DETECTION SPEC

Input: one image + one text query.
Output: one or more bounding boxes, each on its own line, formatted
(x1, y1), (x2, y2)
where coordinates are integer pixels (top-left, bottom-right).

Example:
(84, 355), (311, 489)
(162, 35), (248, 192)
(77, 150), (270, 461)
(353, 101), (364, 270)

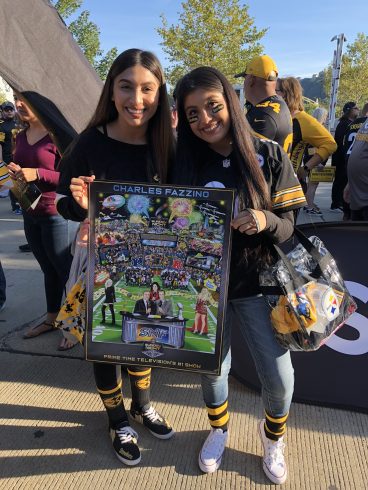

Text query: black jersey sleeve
(253, 139), (306, 244)
(246, 106), (278, 141)
(256, 139), (306, 213)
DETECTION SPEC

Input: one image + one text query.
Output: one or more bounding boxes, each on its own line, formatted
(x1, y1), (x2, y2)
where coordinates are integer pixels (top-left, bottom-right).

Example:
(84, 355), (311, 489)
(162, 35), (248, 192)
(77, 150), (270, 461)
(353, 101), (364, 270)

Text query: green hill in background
(300, 71), (327, 102)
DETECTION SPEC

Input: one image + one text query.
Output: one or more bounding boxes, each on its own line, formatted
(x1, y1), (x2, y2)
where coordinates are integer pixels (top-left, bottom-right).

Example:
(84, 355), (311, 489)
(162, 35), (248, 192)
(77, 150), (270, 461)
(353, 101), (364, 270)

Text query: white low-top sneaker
(259, 419), (287, 484)
(198, 428), (228, 473)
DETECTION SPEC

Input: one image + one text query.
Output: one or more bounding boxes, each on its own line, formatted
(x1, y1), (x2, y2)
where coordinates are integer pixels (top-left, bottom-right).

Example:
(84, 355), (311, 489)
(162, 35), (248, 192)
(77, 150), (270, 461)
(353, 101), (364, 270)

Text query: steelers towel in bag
(260, 228), (357, 351)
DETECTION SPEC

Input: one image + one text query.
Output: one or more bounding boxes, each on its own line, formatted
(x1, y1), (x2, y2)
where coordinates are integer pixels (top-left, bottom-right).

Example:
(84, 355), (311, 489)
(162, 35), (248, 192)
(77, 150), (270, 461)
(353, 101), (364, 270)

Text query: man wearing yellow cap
(235, 55), (293, 155)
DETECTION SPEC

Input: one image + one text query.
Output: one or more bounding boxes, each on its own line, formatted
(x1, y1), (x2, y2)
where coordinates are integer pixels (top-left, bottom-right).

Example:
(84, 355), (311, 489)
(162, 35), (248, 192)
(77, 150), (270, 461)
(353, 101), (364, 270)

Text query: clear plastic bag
(260, 232), (357, 351)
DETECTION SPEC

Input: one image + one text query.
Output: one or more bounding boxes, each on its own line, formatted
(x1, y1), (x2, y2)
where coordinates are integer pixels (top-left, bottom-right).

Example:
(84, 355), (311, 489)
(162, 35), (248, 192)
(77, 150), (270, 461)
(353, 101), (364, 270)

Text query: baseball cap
(343, 101), (358, 114)
(234, 55), (278, 81)
(2, 101), (15, 110)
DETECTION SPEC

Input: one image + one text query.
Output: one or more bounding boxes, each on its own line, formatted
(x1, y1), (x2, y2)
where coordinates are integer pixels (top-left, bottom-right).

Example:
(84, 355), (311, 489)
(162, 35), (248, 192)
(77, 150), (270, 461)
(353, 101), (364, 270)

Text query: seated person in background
(156, 290), (173, 317)
(134, 291), (157, 315)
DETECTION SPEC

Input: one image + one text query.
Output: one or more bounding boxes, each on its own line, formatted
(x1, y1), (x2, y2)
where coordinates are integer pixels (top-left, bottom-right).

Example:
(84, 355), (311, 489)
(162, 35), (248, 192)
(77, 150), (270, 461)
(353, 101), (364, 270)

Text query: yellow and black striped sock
(264, 412), (288, 441)
(97, 380), (128, 429)
(128, 367), (152, 412)
(206, 400), (229, 432)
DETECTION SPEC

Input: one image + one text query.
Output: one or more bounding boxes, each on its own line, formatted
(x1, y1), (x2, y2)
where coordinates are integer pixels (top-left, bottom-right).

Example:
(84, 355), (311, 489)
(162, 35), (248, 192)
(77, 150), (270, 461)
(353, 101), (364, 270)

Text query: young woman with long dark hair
(8, 95), (78, 347)
(173, 67), (306, 484)
(56, 49), (175, 466)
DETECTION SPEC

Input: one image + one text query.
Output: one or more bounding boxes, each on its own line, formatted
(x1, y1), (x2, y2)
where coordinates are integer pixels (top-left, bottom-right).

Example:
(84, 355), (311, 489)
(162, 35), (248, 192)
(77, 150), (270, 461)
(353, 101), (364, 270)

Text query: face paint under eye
(188, 115), (199, 124)
(211, 103), (224, 114)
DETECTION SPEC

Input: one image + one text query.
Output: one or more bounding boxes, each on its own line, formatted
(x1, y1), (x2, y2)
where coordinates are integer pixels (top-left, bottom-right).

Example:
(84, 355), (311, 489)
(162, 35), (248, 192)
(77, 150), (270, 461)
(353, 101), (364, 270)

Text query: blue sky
(78, 0), (367, 78)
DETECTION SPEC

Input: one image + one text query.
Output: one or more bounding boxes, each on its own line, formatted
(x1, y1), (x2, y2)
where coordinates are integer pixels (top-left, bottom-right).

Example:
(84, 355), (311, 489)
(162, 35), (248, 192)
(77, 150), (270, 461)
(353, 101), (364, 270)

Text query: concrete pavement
(0, 186), (367, 490)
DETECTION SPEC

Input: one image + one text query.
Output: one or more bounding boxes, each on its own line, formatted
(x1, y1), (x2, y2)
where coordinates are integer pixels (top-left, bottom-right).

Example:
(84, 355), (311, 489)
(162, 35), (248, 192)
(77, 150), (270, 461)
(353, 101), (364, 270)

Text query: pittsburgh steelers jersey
(343, 116), (367, 162)
(0, 119), (20, 163)
(246, 95), (293, 155)
(195, 138), (306, 298)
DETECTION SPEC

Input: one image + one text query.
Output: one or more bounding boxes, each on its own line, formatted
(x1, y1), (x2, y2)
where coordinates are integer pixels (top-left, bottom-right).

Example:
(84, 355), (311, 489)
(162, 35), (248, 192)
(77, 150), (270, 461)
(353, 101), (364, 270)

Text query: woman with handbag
(172, 67), (306, 484)
(7, 94), (78, 346)
(56, 49), (175, 466)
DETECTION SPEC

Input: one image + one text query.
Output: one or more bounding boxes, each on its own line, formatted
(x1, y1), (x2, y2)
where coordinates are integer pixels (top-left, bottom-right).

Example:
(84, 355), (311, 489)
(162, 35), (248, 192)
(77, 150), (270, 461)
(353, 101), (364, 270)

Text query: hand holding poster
(86, 181), (234, 374)
(0, 162), (41, 210)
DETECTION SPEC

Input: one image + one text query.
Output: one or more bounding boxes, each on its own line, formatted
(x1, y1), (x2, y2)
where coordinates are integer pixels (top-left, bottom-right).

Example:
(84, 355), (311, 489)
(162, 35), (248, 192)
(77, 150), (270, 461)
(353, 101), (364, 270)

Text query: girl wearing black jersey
(173, 67), (305, 484)
(57, 49), (175, 466)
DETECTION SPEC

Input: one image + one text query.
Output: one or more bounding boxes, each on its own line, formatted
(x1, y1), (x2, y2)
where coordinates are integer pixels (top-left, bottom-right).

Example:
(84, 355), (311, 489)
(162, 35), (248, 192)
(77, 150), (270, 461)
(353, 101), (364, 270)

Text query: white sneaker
(198, 428), (228, 473)
(259, 419), (287, 484)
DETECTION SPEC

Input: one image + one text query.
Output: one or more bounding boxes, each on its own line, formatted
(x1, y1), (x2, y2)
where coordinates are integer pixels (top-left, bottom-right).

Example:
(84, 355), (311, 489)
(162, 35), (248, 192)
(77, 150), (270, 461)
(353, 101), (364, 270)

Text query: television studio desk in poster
(86, 181), (234, 374)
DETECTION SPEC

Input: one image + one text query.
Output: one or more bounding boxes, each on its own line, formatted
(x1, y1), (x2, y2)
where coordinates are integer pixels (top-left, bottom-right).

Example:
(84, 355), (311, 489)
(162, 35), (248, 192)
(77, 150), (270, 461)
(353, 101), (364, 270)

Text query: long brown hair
(87, 49), (175, 183)
(277, 77), (304, 113)
(173, 66), (270, 210)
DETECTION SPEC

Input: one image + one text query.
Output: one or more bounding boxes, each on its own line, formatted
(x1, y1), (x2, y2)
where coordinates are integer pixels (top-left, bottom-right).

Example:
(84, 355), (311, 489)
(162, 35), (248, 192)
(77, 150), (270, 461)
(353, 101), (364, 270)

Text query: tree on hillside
(324, 33), (368, 114)
(52, 0), (117, 79)
(157, 0), (266, 88)
(300, 71), (326, 102)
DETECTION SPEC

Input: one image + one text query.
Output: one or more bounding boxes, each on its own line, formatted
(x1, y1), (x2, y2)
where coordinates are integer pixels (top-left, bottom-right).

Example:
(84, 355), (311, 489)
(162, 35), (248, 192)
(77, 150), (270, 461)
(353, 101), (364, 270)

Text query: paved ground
(0, 185), (367, 490)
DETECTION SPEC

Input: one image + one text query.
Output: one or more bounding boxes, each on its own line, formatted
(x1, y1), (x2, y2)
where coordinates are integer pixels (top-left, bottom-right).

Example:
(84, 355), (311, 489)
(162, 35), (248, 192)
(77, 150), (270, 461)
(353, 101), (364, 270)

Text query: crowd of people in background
(0, 48), (367, 486)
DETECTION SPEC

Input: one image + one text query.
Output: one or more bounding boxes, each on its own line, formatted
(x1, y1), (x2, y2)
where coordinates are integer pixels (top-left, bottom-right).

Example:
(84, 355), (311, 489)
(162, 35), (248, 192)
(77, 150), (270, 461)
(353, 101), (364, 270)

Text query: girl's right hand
(69, 175), (95, 209)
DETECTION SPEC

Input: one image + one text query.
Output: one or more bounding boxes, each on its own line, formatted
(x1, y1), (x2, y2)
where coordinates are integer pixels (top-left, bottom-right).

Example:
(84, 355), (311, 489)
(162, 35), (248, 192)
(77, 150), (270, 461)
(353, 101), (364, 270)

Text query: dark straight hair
(87, 48), (175, 184)
(173, 66), (271, 210)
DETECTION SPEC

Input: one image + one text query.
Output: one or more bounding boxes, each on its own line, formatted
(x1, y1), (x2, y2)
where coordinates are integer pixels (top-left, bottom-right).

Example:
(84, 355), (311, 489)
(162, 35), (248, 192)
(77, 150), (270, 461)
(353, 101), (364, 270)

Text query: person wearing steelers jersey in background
(235, 55), (293, 156)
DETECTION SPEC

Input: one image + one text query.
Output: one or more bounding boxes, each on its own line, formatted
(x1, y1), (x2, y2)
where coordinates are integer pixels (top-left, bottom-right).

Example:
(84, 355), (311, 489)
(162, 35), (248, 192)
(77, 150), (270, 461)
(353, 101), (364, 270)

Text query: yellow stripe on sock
(207, 400), (228, 416)
(210, 413), (229, 427)
(265, 413), (288, 424)
(96, 380), (122, 395)
(127, 368), (152, 376)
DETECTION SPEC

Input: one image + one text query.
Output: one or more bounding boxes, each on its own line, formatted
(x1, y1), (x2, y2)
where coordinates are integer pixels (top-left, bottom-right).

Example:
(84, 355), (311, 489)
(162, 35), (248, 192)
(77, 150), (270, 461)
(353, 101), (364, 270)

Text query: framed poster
(85, 181), (234, 374)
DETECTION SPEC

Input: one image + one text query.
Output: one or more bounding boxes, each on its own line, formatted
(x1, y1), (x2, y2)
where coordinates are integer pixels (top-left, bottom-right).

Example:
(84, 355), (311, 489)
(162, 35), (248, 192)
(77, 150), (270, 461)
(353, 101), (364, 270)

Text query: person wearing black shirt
(0, 101), (17, 163)
(57, 49), (175, 466)
(173, 67), (305, 484)
(134, 290), (157, 315)
(331, 101), (359, 210)
(0, 101), (22, 213)
(342, 103), (368, 162)
(235, 55), (293, 156)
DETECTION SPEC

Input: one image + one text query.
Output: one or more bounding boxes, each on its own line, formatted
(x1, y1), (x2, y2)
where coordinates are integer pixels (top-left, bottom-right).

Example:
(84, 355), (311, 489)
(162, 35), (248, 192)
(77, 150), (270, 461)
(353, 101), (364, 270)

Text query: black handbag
(259, 227), (357, 351)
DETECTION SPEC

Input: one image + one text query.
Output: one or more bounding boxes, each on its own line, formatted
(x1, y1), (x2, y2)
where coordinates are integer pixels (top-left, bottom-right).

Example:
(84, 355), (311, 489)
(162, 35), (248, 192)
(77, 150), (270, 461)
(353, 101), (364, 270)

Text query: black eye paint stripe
(188, 115), (199, 124)
(212, 103), (224, 114)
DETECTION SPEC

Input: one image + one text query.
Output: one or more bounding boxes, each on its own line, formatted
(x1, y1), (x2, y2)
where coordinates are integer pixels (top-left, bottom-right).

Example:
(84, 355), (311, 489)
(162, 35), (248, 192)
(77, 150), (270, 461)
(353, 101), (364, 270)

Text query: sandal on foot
(23, 321), (56, 339)
(57, 337), (78, 351)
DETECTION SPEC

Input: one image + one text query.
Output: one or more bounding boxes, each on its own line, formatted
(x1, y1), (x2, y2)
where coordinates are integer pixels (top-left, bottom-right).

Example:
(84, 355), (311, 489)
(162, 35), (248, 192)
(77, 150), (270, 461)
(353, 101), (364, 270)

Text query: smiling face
(111, 65), (160, 131)
(184, 88), (231, 151)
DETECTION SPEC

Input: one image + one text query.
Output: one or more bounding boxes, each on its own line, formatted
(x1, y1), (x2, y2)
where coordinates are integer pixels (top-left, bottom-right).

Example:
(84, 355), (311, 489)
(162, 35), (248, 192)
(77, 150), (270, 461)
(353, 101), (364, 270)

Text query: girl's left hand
(231, 209), (267, 235)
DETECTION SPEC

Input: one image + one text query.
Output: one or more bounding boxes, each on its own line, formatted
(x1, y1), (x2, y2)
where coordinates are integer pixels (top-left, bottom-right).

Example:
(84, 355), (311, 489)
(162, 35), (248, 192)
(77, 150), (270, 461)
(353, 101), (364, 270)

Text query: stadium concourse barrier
(231, 222), (368, 413)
